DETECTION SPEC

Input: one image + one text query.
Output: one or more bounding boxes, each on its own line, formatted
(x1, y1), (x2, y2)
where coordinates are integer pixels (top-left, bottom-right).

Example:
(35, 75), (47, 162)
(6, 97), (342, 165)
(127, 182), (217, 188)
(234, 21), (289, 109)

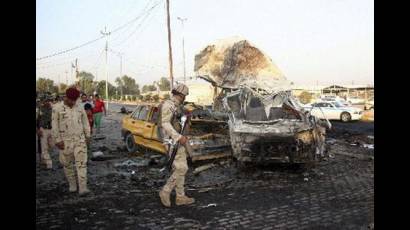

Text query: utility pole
(109, 49), (124, 99)
(65, 70), (68, 85)
(58, 74), (61, 92)
(120, 54), (123, 99)
(177, 17), (187, 84)
(101, 26), (111, 110)
(166, 0), (174, 89)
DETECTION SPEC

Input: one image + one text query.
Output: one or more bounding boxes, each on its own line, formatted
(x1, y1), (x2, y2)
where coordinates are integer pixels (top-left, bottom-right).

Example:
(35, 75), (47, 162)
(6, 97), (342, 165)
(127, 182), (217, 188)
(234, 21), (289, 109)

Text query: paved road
(36, 104), (374, 230)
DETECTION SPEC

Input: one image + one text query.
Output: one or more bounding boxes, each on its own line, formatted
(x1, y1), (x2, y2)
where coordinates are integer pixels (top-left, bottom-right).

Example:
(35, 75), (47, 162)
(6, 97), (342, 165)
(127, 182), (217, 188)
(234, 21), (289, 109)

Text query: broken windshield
(225, 90), (301, 121)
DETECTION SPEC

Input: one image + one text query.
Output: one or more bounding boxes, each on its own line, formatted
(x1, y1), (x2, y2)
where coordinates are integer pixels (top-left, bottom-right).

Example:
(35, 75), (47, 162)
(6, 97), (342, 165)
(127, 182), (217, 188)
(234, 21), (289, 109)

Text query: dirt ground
(36, 103), (374, 230)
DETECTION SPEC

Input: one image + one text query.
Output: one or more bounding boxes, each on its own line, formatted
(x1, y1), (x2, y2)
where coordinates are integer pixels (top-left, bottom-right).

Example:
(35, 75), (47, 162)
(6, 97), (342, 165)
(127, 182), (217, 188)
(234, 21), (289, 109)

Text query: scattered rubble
(201, 203), (217, 208)
(92, 151), (104, 158)
(114, 158), (150, 168)
(193, 163), (217, 175)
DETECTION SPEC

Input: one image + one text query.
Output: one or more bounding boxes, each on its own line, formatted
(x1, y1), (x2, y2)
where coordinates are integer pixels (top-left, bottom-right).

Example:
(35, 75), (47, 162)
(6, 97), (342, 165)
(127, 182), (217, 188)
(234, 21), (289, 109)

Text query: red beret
(66, 87), (80, 100)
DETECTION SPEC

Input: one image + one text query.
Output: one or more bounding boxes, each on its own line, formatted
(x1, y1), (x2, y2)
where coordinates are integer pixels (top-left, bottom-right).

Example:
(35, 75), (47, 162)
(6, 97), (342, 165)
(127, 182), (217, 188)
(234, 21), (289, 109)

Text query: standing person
(84, 103), (94, 135)
(37, 95), (54, 169)
(158, 83), (194, 207)
(80, 93), (93, 109)
(52, 87), (91, 195)
(92, 94), (106, 134)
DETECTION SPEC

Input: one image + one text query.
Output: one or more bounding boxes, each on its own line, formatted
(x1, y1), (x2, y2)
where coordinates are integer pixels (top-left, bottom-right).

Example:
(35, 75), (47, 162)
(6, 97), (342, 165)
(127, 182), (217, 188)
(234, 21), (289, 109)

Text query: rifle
(160, 114), (191, 172)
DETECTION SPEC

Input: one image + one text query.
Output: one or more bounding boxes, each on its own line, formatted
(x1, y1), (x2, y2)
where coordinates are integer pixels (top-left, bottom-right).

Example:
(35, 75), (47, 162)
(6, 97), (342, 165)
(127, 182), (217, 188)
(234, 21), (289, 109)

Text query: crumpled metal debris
(92, 151), (104, 158)
(201, 203), (217, 208)
(193, 163), (217, 175)
(194, 37), (288, 90)
(363, 144), (374, 149)
(114, 158), (149, 168)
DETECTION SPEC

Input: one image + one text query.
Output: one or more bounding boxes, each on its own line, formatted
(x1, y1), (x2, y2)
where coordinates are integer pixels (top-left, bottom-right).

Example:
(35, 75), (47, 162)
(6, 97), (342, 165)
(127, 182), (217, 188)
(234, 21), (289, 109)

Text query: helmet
(172, 83), (189, 96)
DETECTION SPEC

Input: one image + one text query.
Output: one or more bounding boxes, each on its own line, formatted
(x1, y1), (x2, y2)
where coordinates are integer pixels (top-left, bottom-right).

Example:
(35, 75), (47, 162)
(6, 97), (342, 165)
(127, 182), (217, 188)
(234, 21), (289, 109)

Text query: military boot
(78, 183), (91, 196)
(68, 180), (77, 193)
(159, 190), (171, 207)
(175, 195), (195, 206)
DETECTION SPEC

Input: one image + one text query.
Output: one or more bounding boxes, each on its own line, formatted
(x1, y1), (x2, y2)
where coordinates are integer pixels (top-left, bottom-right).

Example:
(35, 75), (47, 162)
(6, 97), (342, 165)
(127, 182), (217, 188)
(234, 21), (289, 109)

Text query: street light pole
(101, 26), (111, 110)
(166, 0), (174, 89)
(177, 17), (187, 84)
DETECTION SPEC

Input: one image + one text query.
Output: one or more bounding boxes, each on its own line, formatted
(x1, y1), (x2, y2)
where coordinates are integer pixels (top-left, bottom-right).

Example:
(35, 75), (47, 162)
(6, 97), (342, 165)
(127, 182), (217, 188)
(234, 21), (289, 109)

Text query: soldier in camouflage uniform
(159, 83), (195, 207)
(37, 95), (54, 169)
(52, 87), (91, 195)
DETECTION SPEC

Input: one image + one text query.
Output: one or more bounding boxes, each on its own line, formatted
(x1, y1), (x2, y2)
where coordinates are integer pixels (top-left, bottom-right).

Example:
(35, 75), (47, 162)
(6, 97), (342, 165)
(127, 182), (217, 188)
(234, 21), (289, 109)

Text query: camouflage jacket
(51, 102), (91, 143)
(38, 104), (53, 129)
(159, 96), (183, 142)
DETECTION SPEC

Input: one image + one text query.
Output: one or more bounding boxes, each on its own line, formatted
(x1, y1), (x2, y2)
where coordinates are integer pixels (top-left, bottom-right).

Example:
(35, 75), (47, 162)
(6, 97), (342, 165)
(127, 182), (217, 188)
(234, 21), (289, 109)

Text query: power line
(36, 0), (162, 61)
(36, 36), (106, 61)
(109, 0), (155, 43)
(112, 0), (163, 48)
(116, 1), (163, 54)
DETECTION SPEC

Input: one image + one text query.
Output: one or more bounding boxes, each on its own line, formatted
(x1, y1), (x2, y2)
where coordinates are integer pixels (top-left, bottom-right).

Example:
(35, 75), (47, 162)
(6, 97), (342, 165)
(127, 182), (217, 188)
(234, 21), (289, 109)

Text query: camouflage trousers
(59, 138), (88, 192)
(162, 146), (188, 196)
(40, 128), (54, 169)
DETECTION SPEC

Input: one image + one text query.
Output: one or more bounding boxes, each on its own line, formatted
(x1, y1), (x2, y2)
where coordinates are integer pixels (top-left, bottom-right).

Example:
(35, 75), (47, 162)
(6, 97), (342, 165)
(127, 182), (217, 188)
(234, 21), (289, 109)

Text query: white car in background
(347, 96), (365, 105)
(365, 97), (374, 110)
(304, 101), (363, 122)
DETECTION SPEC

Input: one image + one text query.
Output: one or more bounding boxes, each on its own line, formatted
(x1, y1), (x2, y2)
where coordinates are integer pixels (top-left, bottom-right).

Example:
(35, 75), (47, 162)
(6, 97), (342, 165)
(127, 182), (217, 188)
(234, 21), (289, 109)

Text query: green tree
(157, 77), (171, 91)
(152, 94), (159, 102)
(58, 83), (68, 94)
(77, 71), (96, 95)
(96, 80), (116, 99)
(137, 95), (143, 101)
(142, 84), (157, 93)
(143, 94), (152, 102)
(298, 91), (313, 104)
(116, 75), (140, 96)
(36, 78), (58, 94)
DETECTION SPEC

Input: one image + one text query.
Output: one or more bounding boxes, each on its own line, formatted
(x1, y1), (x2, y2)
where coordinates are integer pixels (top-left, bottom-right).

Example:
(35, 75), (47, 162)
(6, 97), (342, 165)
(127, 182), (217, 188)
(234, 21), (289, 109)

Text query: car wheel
(340, 112), (351, 122)
(125, 133), (138, 153)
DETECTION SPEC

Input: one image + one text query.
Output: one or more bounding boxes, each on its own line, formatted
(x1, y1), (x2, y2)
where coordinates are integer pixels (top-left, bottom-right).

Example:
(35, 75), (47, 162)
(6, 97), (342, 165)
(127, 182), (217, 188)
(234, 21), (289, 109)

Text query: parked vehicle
(347, 96), (365, 105)
(121, 103), (231, 162)
(364, 97), (374, 110)
(304, 101), (363, 122)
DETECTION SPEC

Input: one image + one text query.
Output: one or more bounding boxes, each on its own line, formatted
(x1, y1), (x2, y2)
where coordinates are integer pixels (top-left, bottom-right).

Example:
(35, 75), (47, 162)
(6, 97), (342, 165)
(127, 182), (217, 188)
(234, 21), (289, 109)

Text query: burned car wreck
(191, 37), (331, 166)
(223, 86), (330, 164)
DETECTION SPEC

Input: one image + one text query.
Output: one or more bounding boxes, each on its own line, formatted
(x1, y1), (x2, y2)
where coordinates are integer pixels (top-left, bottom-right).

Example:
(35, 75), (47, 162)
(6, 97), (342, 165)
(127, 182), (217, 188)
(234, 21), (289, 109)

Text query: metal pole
(166, 0), (174, 89)
(101, 26), (111, 110)
(177, 17), (187, 84)
(70, 66), (73, 85)
(120, 54), (123, 78)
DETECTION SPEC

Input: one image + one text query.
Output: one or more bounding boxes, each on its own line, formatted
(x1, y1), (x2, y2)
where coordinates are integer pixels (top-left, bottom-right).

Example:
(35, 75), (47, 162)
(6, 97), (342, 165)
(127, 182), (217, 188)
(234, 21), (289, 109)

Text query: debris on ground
(326, 138), (337, 145)
(93, 135), (106, 141)
(91, 154), (118, 161)
(114, 158), (150, 168)
(92, 151), (104, 158)
(193, 163), (217, 175)
(201, 203), (217, 208)
(120, 106), (129, 114)
(363, 144), (374, 149)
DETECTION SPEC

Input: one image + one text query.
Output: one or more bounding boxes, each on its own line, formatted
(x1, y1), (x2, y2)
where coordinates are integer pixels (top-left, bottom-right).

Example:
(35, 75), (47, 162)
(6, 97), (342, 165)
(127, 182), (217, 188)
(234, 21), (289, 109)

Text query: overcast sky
(36, 0), (374, 86)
